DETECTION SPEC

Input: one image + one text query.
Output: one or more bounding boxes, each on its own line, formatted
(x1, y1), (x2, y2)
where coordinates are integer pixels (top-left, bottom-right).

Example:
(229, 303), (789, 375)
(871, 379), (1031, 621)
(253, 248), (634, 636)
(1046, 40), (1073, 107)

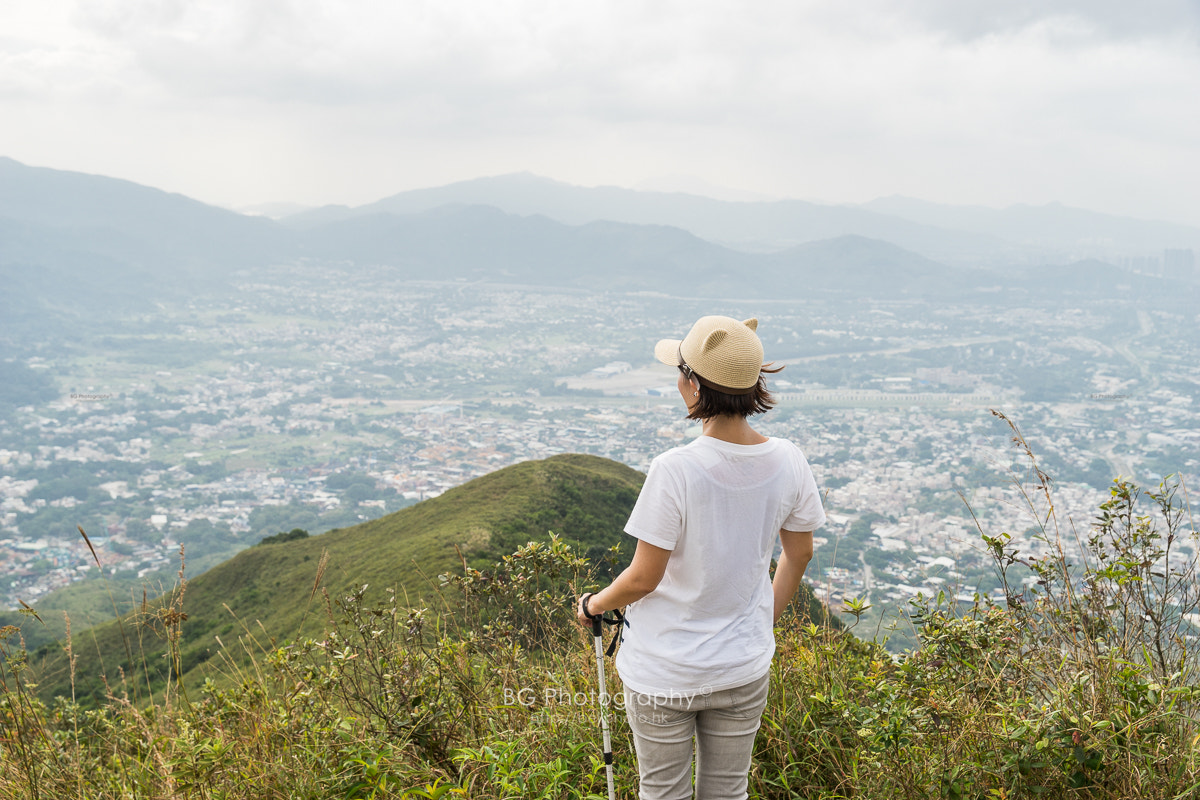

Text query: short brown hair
(681, 365), (782, 420)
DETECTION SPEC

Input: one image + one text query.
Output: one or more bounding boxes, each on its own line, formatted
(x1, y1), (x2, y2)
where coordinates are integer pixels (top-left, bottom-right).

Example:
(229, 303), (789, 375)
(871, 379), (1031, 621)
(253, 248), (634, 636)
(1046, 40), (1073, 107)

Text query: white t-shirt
(615, 435), (825, 697)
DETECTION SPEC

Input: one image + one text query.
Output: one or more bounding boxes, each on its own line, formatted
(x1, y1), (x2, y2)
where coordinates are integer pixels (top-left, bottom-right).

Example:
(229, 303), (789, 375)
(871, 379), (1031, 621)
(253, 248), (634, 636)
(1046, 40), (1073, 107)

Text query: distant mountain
(757, 235), (962, 295)
(1, 159), (971, 312)
(289, 173), (1200, 268)
(0, 157), (290, 272)
(284, 172), (1009, 266)
(861, 195), (1200, 254)
(296, 204), (983, 297)
(0, 158), (296, 333)
(235, 201), (315, 219)
(5, 157), (1192, 333)
(299, 203), (743, 290)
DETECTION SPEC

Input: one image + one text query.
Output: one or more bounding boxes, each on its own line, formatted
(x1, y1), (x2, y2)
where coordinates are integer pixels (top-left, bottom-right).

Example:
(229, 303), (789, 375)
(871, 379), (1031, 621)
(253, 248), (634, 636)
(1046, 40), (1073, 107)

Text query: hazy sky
(3, 1), (1200, 223)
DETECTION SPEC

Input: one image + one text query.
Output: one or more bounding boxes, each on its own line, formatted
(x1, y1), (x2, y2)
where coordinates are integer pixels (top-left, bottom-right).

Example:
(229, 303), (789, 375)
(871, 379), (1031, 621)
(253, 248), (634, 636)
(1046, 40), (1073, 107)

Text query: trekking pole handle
(580, 592), (603, 636)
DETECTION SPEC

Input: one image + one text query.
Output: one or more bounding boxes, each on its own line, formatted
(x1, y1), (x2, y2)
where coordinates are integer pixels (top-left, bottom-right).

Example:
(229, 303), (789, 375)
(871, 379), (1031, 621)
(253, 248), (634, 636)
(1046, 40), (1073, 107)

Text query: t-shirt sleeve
(783, 446), (826, 532)
(624, 455), (683, 550)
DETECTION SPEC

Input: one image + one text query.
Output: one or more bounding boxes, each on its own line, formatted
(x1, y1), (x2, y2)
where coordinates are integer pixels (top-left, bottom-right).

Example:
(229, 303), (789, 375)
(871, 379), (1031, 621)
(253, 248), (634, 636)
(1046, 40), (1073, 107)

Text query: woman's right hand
(577, 592), (599, 629)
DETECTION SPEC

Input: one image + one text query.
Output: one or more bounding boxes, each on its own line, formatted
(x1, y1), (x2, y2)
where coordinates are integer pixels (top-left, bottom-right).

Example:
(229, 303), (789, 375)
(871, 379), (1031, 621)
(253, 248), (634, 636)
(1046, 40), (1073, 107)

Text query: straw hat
(654, 316), (763, 395)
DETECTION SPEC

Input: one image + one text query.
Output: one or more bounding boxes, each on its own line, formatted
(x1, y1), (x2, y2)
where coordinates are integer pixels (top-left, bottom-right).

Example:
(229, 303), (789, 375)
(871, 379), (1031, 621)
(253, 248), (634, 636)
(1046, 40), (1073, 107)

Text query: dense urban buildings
(3, 275), (1197, 647)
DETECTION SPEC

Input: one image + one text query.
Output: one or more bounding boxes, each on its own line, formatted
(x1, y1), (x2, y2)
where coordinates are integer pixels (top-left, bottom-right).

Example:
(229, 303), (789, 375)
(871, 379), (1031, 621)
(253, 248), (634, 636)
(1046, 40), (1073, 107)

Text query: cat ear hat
(654, 316), (770, 396)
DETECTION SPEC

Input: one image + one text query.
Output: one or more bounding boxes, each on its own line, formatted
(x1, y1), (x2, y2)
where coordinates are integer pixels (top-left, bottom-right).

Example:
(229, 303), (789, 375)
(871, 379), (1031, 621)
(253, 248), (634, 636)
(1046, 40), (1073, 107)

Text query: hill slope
(32, 454), (645, 704)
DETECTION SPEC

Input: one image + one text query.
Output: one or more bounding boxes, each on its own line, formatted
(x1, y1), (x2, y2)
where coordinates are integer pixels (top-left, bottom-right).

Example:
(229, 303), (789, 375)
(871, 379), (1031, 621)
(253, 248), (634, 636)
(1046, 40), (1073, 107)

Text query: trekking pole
(582, 593), (617, 800)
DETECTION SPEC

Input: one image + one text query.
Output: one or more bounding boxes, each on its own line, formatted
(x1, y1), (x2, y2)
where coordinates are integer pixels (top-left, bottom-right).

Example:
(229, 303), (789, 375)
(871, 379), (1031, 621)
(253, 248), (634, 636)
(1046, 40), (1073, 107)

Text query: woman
(577, 315), (824, 800)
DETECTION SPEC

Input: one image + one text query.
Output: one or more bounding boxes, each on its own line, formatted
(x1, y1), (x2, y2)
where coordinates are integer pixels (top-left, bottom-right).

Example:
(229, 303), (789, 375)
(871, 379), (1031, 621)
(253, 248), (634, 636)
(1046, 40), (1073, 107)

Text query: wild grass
(2, 427), (1198, 798)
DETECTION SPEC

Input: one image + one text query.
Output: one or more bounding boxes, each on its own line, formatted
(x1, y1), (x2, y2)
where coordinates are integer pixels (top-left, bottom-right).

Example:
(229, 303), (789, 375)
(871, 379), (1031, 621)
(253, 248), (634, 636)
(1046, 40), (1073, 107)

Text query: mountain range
(285, 170), (1200, 264)
(3, 156), (1199, 337)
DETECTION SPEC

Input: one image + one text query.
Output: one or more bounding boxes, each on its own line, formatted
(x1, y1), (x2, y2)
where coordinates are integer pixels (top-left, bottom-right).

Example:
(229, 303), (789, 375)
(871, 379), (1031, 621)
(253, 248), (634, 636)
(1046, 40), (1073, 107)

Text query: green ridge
(32, 454), (645, 705)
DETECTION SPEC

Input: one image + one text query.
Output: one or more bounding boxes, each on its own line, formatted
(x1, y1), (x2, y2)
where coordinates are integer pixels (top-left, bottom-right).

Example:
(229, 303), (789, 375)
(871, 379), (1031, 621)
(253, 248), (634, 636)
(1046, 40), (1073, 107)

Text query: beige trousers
(623, 673), (769, 800)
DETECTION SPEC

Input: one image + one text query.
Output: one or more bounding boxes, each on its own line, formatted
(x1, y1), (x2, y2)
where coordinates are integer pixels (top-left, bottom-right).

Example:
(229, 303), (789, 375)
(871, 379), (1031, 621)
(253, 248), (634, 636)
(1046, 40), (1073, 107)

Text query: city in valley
(2, 268), (1197, 648)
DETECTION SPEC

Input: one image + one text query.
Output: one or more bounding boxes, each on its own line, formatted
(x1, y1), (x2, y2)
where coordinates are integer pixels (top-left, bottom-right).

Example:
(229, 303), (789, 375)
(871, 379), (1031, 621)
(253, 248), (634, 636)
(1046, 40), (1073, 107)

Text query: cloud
(1, 1), (1198, 223)
(58, 1), (1199, 123)
(890, 0), (1200, 44)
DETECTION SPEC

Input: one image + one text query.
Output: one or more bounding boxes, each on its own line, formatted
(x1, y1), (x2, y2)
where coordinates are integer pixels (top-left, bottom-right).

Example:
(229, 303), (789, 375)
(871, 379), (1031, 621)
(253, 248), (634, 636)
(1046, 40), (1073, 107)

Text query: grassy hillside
(30, 453), (645, 706)
(0, 549), (247, 658)
(3, 468), (1197, 798)
(5, 424), (1197, 798)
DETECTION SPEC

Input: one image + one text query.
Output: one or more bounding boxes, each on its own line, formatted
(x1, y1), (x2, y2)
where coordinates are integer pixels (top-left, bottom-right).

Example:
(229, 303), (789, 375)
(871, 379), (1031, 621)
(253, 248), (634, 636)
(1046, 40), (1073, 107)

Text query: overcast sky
(3, 1), (1200, 224)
